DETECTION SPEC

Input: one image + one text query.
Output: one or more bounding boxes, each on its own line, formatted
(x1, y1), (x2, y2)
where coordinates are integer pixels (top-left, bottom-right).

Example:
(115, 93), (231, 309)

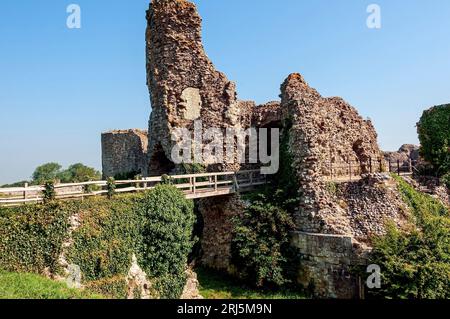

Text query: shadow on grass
(196, 267), (306, 300)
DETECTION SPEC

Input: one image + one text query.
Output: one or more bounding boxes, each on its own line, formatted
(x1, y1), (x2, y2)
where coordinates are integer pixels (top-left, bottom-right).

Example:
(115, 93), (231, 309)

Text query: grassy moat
(0, 268), (306, 300)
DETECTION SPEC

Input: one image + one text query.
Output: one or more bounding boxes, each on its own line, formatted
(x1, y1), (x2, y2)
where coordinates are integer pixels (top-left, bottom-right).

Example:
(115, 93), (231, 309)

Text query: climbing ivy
(0, 185), (196, 299)
(231, 120), (301, 289)
(367, 175), (450, 299)
(0, 203), (69, 275)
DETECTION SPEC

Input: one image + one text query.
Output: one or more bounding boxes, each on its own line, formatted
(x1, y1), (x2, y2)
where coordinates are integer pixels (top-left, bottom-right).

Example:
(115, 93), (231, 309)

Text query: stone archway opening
(148, 143), (175, 176)
(352, 139), (370, 174)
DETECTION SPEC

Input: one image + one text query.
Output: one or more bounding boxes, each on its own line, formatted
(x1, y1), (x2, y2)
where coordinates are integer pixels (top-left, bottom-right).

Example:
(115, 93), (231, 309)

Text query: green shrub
(106, 177), (116, 199)
(113, 171), (141, 181)
(43, 181), (56, 203)
(417, 104), (450, 176)
(368, 175), (450, 299)
(232, 190), (298, 288)
(137, 185), (196, 298)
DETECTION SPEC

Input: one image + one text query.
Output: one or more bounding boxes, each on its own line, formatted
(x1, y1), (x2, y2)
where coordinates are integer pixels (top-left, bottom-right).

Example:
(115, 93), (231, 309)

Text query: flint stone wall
(146, 0), (254, 175)
(291, 231), (368, 299)
(101, 129), (148, 178)
(280, 73), (384, 236)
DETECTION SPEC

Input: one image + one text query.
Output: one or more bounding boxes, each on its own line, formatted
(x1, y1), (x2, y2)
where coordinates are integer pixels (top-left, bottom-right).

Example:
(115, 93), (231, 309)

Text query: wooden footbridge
(0, 170), (267, 207)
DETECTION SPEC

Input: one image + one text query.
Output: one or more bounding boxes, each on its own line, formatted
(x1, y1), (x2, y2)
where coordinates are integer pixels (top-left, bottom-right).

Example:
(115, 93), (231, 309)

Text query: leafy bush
(232, 190), (298, 288)
(417, 104), (450, 176)
(43, 181), (56, 203)
(137, 185), (196, 298)
(368, 175), (450, 299)
(106, 177), (116, 199)
(84, 276), (128, 299)
(66, 195), (143, 298)
(113, 171), (141, 181)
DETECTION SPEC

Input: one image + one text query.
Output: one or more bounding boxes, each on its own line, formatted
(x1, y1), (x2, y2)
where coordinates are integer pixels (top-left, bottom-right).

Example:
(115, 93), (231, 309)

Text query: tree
(417, 104), (450, 176)
(32, 163), (62, 184)
(58, 163), (101, 183)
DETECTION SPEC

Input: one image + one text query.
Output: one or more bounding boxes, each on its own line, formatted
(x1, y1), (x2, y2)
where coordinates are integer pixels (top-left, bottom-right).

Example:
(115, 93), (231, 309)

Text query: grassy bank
(0, 271), (103, 299)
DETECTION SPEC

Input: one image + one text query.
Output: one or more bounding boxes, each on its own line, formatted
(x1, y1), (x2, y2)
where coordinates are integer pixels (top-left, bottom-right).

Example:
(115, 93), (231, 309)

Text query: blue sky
(1, 0), (450, 184)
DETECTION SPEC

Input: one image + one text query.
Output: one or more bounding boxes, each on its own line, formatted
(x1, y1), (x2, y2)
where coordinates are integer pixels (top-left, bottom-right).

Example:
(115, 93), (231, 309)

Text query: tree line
(1, 163), (101, 188)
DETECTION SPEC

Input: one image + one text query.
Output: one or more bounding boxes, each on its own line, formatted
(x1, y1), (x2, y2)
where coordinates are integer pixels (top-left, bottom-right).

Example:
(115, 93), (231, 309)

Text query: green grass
(196, 267), (306, 299)
(0, 271), (104, 299)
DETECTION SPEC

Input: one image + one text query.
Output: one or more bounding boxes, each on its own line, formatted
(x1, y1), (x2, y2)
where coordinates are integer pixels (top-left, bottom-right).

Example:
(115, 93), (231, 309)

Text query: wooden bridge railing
(322, 158), (419, 182)
(0, 170), (267, 207)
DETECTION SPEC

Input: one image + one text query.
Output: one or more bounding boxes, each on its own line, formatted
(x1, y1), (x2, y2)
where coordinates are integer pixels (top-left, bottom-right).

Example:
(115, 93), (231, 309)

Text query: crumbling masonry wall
(279, 74), (412, 298)
(101, 129), (148, 178)
(280, 73), (384, 236)
(145, 0), (254, 176)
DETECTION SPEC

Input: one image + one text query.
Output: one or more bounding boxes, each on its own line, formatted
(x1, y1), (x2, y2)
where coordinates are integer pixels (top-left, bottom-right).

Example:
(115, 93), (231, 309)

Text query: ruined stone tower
(145, 0), (254, 176)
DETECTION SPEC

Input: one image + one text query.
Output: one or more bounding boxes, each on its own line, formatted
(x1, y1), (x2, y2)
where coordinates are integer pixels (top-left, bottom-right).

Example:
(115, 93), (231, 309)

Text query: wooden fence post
(193, 177), (196, 194)
(23, 183), (28, 200)
(214, 174), (218, 191)
(397, 160), (401, 176)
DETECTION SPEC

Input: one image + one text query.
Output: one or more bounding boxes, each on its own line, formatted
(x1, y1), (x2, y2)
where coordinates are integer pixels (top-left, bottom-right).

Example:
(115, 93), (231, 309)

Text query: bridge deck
(0, 170), (267, 207)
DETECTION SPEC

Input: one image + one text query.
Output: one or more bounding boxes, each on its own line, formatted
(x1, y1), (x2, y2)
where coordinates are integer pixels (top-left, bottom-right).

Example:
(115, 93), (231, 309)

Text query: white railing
(0, 170), (267, 207)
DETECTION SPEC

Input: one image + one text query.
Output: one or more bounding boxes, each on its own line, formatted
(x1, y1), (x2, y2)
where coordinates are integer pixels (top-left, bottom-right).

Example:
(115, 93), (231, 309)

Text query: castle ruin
(101, 0), (410, 298)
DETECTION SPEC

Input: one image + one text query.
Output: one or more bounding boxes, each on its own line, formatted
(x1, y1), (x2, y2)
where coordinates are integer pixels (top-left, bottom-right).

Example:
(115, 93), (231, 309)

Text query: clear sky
(1, 0), (450, 184)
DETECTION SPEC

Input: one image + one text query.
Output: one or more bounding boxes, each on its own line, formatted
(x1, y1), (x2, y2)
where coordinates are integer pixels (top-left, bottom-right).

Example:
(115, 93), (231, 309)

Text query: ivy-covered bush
(368, 176), (450, 299)
(417, 104), (450, 176)
(137, 185), (196, 298)
(0, 185), (196, 299)
(66, 195), (143, 298)
(0, 203), (69, 274)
